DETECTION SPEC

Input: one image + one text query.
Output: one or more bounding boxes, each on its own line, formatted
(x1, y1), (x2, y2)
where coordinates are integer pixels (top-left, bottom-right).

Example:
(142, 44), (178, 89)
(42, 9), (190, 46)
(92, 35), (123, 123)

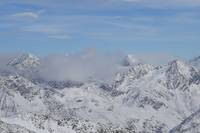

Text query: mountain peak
(169, 59), (184, 65)
(167, 60), (191, 77)
(7, 53), (40, 70)
(167, 60), (190, 76)
(165, 60), (193, 90)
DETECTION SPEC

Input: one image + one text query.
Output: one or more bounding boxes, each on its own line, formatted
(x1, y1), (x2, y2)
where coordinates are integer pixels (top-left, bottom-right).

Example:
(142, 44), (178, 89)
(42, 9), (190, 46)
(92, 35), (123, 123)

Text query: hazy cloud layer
(38, 50), (124, 83)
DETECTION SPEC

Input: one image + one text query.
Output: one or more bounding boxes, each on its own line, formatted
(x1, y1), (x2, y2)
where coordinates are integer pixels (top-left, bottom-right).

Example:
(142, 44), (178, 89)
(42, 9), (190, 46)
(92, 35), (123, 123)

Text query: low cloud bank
(38, 50), (124, 83)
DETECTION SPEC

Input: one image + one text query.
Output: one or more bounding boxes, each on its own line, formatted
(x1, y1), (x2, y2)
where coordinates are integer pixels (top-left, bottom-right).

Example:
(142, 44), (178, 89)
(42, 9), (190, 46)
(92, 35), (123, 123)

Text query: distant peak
(12, 53), (39, 61)
(192, 56), (200, 61)
(190, 56), (200, 70)
(21, 53), (37, 58)
(190, 56), (200, 64)
(7, 53), (40, 70)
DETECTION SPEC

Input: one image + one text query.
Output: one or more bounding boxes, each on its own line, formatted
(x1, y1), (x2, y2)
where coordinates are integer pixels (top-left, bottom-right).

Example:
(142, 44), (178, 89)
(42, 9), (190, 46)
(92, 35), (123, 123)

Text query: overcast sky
(0, 0), (200, 59)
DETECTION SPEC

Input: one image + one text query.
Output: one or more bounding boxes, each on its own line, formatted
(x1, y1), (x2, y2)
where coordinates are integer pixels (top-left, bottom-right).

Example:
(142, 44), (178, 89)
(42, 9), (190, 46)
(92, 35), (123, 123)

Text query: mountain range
(0, 53), (200, 133)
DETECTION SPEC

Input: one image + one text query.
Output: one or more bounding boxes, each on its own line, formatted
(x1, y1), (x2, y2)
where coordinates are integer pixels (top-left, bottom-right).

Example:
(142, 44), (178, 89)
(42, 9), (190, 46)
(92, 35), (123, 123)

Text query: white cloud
(10, 12), (39, 20)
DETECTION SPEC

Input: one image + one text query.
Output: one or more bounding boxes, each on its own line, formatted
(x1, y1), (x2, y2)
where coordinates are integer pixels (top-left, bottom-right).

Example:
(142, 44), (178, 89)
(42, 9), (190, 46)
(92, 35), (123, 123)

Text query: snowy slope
(0, 120), (35, 133)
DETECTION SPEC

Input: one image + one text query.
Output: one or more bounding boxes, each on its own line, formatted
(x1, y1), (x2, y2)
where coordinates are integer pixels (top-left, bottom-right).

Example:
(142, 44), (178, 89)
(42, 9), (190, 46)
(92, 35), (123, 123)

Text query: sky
(0, 0), (200, 60)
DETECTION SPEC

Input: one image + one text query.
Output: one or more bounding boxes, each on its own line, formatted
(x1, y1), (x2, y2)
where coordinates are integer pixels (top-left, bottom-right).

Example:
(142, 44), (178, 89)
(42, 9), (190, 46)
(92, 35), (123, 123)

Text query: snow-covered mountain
(0, 54), (200, 133)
